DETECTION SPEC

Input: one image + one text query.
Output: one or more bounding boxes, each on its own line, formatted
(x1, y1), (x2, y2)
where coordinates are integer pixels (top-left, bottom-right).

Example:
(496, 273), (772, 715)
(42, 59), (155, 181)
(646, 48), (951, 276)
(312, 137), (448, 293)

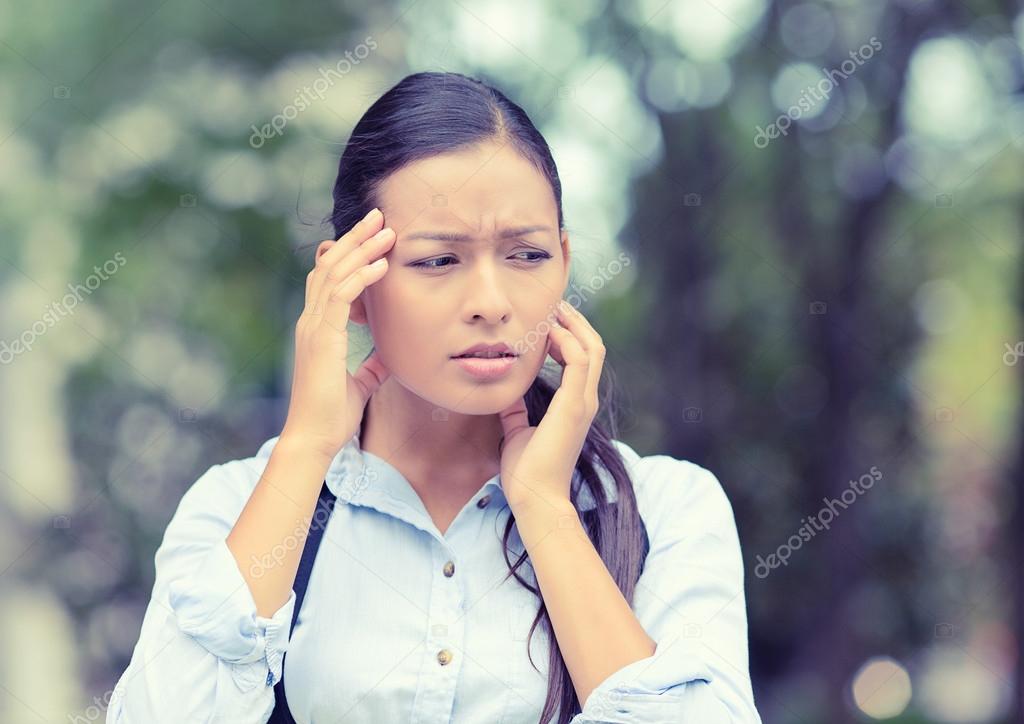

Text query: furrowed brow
(404, 225), (552, 243)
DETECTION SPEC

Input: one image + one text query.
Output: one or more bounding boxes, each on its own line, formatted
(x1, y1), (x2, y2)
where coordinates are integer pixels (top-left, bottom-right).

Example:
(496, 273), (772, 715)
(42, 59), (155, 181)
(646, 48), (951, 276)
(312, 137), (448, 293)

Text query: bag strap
(267, 480), (337, 724)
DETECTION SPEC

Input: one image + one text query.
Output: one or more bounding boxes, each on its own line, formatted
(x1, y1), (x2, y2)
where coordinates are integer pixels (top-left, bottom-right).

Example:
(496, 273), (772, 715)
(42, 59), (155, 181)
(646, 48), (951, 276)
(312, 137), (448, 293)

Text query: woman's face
(350, 140), (570, 415)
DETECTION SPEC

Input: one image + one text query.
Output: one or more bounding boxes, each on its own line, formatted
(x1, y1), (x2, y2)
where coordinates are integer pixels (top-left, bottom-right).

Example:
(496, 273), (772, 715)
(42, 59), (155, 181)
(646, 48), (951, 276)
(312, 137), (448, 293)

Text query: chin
(430, 373), (536, 416)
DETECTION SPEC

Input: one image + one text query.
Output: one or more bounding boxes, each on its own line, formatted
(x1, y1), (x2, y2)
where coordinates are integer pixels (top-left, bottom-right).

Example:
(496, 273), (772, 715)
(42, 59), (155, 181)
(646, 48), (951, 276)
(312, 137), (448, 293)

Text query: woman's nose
(462, 263), (513, 323)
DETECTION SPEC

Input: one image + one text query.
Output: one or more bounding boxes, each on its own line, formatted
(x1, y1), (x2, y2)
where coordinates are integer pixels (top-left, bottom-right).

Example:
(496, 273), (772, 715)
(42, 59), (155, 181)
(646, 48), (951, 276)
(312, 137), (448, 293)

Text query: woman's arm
(106, 440), (324, 724)
(226, 435), (334, 617)
(516, 455), (762, 724)
(225, 209), (392, 617)
(109, 210), (395, 722)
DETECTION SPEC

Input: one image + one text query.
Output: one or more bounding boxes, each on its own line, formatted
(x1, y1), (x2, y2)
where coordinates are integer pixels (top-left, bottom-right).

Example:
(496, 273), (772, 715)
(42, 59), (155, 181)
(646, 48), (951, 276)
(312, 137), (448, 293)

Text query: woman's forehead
(376, 146), (554, 213)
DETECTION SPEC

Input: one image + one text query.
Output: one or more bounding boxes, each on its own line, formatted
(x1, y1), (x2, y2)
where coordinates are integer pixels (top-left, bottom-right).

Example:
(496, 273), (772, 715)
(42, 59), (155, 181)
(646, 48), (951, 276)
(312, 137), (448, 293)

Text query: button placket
(413, 540), (465, 719)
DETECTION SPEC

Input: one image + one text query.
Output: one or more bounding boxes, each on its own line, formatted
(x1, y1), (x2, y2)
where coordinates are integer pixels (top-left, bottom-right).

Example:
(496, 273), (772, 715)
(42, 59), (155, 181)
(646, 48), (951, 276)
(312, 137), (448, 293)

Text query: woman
(108, 71), (761, 724)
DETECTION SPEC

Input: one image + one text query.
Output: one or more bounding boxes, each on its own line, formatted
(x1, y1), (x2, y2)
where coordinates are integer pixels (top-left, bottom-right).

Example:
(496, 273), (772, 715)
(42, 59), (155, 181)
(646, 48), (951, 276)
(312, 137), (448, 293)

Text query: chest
(422, 498), (466, 536)
(281, 505), (557, 723)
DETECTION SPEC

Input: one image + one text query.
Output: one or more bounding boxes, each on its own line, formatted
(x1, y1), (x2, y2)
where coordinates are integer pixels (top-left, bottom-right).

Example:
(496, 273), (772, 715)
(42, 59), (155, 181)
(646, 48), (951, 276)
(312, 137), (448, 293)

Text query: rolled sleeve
(570, 454), (762, 723)
(572, 641), (716, 723)
(168, 537), (296, 690)
(107, 457), (291, 723)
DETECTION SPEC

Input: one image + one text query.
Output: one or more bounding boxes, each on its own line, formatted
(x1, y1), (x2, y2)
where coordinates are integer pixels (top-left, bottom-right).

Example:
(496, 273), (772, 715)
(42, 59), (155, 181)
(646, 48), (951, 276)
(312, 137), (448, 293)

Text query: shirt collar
(322, 430), (505, 522)
(293, 429), (613, 517)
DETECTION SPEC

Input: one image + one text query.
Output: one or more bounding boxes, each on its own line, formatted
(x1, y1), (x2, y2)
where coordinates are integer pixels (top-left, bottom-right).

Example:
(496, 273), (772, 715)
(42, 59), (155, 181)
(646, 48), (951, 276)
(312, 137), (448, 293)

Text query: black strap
(267, 481), (337, 724)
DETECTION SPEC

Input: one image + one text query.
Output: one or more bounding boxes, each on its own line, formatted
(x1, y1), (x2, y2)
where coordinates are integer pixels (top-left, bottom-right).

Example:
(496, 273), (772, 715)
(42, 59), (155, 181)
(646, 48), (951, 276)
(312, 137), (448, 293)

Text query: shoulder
(609, 439), (740, 547)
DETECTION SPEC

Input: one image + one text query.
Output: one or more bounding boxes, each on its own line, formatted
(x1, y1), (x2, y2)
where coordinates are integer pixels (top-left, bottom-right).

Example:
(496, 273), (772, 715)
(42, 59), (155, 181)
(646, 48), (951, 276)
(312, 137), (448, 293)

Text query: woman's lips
(451, 354), (518, 380)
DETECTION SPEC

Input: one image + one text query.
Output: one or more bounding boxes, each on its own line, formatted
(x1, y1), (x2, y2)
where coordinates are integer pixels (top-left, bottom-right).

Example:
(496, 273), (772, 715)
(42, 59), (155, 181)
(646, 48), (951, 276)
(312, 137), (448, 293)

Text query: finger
(545, 319), (566, 366)
(319, 256), (389, 335)
(305, 267), (318, 308)
(556, 302), (605, 406)
(351, 349), (391, 405)
(546, 322), (590, 403)
(312, 227), (394, 317)
(535, 324), (591, 453)
(308, 208), (385, 305)
(497, 396), (529, 452)
(555, 301), (602, 352)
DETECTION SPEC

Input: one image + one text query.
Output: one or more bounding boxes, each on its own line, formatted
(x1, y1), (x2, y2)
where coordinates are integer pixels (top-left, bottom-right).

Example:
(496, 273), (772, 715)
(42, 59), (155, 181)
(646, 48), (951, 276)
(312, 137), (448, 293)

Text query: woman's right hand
(280, 207), (395, 461)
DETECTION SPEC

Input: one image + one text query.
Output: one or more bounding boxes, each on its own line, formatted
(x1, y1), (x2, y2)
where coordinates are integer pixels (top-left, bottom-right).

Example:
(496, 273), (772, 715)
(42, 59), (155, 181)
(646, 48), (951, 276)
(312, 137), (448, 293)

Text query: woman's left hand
(497, 300), (606, 513)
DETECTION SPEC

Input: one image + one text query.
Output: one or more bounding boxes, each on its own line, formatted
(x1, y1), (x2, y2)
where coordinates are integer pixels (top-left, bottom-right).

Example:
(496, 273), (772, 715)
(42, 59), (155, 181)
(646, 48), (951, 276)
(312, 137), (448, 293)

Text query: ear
(559, 229), (571, 295)
(315, 239), (370, 325)
(315, 239), (334, 262)
(350, 295), (368, 325)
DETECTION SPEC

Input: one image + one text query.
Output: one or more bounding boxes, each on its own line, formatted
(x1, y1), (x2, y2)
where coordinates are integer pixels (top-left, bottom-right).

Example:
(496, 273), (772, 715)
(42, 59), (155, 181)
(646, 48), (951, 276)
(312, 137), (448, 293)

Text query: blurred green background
(2, 0), (1023, 722)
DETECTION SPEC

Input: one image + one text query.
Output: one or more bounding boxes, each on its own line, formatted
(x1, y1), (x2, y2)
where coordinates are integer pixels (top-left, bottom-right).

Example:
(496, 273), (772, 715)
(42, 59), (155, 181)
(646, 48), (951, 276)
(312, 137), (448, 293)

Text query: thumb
(497, 396), (529, 450)
(351, 350), (391, 405)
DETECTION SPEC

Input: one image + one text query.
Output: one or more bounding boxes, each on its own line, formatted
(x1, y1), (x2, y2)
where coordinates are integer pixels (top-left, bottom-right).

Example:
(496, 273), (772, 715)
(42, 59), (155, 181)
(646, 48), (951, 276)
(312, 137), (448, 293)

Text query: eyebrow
(403, 225), (553, 243)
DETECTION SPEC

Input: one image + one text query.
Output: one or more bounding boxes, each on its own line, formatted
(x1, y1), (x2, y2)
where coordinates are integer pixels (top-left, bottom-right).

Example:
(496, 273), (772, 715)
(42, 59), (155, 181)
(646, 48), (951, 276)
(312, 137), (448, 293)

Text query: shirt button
(437, 649), (453, 666)
(443, 560), (455, 577)
(476, 494), (491, 508)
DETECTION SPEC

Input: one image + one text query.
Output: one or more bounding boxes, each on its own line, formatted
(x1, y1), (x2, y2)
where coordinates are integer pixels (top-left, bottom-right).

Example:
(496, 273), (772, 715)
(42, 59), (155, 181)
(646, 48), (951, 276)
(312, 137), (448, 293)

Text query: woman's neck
(359, 377), (503, 500)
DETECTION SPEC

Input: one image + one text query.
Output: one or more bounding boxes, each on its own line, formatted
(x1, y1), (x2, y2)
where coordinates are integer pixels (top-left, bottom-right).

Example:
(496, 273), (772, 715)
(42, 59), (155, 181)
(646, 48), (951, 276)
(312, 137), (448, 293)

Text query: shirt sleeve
(106, 458), (294, 724)
(569, 457), (762, 724)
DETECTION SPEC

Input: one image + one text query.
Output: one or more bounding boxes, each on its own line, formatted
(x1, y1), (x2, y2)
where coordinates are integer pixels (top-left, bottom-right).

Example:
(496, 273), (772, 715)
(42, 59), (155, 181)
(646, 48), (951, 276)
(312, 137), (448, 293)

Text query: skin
(318, 139), (571, 519)
(312, 138), (657, 708)
(251, 136), (655, 708)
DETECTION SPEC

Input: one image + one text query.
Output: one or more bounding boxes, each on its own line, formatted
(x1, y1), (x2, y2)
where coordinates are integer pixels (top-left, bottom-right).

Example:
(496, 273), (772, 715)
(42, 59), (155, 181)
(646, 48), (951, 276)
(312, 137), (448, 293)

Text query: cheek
(373, 299), (441, 360)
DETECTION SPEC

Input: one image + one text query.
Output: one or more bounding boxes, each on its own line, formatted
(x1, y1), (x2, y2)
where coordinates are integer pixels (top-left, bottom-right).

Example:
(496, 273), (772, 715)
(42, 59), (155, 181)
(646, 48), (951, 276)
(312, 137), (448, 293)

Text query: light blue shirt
(107, 429), (761, 723)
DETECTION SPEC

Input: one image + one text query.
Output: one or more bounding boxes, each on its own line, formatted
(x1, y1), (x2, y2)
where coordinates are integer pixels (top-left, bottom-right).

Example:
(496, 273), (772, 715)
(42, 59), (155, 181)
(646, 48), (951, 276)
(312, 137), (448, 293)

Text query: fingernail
(365, 207), (381, 222)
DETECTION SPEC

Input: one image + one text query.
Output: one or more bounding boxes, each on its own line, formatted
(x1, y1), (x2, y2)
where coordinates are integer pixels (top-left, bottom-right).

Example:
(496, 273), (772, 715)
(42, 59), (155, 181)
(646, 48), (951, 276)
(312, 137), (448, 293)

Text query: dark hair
(319, 70), (650, 724)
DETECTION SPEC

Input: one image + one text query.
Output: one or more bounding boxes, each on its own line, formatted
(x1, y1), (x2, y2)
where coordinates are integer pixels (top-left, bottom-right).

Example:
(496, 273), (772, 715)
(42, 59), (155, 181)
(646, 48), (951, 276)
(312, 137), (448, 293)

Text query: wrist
(508, 489), (576, 519)
(275, 432), (339, 468)
(511, 494), (583, 550)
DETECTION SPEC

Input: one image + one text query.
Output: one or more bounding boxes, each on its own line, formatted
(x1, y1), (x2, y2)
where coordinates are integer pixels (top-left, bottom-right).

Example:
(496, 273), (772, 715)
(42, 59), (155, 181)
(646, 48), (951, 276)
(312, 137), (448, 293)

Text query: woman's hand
(497, 300), (606, 513)
(280, 208), (395, 461)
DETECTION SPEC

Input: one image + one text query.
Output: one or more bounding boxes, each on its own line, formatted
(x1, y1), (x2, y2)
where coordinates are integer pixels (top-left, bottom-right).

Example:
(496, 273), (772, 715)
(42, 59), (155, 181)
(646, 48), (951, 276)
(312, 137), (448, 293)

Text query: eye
(410, 255), (457, 270)
(514, 251), (552, 263)
(409, 250), (552, 269)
